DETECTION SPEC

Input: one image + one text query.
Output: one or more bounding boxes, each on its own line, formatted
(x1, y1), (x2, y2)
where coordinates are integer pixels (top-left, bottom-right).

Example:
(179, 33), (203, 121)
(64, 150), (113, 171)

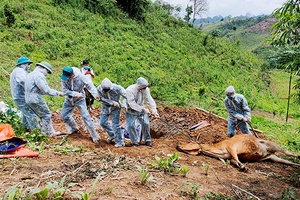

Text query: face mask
(83, 66), (90, 70)
(39, 67), (49, 75)
(21, 63), (30, 71)
(25, 64), (30, 71)
(228, 95), (235, 100)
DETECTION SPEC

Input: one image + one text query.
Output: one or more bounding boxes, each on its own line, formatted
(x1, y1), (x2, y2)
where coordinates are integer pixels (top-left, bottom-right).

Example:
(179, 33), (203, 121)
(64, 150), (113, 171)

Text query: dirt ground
(0, 106), (299, 199)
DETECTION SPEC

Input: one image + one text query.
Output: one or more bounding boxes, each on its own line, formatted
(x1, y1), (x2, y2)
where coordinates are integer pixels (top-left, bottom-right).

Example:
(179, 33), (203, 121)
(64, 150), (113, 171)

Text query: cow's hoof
(239, 166), (247, 172)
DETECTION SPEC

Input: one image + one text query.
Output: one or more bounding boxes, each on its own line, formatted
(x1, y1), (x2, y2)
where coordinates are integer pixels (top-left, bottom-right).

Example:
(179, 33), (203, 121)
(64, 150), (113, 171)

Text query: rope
(155, 117), (201, 148)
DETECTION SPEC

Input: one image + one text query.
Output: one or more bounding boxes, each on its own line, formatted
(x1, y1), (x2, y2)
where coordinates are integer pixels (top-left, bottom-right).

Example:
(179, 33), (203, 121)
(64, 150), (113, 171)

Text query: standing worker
(60, 66), (101, 144)
(10, 56), (39, 132)
(125, 77), (160, 147)
(80, 60), (95, 111)
(224, 85), (251, 138)
(25, 61), (64, 137)
(97, 78), (127, 147)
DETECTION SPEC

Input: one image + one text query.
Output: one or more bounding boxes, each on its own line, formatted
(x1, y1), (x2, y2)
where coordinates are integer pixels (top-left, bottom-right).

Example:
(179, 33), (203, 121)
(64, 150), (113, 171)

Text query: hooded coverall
(25, 67), (61, 135)
(125, 78), (158, 145)
(60, 67), (100, 143)
(224, 94), (251, 137)
(97, 78), (127, 146)
(10, 66), (39, 130)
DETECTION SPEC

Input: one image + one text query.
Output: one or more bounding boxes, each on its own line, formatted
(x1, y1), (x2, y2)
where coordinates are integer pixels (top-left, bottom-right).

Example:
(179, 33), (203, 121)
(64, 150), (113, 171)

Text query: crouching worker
(60, 66), (101, 144)
(125, 77), (160, 147)
(25, 62), (64, 137)
(224, 85), (251, 138)
(97, 78), (127, 147)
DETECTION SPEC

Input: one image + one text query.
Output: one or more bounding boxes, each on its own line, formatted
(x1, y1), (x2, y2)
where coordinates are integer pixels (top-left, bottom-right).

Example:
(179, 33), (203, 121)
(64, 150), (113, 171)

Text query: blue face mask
(83, 66), (90, 70)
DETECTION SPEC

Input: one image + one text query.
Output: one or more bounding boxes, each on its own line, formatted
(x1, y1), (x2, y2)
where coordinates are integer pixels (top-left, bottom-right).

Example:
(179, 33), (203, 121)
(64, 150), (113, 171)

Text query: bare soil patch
(0, 106), (299, 199)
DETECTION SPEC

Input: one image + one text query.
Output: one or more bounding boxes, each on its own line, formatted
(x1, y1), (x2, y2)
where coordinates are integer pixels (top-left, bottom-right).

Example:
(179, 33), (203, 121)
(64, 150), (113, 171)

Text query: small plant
(2, 183), (21, 200)
(54, 138), (84, 155)
(81, 172), (104, 200)
(203, 192), (233, 200)
(202, 162), (211, 175)
(150, 153), (189, 176)
(136, 165), (153, 185)
(178, 182), (199, 199)
(0, 102), (24, 136)
(179, 165), (189, 177)
(24, 128), (48, 144)
(281, 188), (296, 200)
(1, 176), (75, 200)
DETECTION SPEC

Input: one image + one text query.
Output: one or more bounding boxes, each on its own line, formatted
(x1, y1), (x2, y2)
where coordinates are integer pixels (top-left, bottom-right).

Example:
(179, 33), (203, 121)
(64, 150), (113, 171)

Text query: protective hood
(137, 77), (148, 89)
(225, 86), (236, 97)
(101, 78), (113, 90)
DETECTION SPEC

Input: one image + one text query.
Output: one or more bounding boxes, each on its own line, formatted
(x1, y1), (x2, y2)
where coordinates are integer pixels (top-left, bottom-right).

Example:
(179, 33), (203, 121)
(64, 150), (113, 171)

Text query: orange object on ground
(0, 124), (39, 158)
(0, 147), (38, 158)
(0, 124), (14, 142)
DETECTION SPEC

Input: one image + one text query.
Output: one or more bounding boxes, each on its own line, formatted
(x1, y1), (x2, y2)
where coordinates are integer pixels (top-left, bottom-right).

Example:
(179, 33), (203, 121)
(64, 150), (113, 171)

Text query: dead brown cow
(176, 134), (300, 170)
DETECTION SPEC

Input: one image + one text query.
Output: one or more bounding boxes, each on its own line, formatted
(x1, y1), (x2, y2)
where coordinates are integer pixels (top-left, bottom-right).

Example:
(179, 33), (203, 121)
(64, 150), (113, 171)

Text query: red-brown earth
(0, 106), (299, 199)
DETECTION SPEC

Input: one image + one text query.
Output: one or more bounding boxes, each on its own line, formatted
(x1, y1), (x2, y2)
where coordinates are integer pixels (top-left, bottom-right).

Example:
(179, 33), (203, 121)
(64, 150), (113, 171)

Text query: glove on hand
(76, 93), (84, 98)
(143, 108), (150, 114)
(242, 117), (248, 122)
(113, 101), (120, 108)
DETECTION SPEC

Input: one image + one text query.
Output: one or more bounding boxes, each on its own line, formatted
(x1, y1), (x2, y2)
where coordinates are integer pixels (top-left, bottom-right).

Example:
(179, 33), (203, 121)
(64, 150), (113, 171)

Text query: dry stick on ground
(231, 184), (261, 200)
(72, 161), (88, 174)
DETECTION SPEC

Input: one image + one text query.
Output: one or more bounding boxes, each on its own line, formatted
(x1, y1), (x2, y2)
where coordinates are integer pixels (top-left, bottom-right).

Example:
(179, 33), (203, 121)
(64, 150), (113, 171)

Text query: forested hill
(200, 15), (276, 52)
(0, 0), (290, 117)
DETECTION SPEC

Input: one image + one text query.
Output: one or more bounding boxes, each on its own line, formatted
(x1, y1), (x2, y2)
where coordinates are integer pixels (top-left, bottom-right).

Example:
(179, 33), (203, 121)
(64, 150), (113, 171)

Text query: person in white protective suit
(25, 61), (64, 137)
(224, 86), (252, 138)
(97, 78), (127, 147)
(125, 77), (160, 147)
(60, 66), (101, 144)
(10, 56), (39, 132)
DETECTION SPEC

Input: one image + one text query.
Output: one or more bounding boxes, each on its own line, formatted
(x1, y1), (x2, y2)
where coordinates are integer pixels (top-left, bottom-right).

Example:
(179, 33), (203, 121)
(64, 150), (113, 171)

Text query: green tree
(211, 30), (220, 48)
(116, 0), (150, 21)
(3, 4), (16, 27)
(184, 5), (193, 23)
(270, 0), (300, 122)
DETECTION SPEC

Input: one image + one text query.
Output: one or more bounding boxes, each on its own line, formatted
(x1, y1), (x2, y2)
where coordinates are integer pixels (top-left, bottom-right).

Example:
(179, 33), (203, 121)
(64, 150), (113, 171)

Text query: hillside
(201, 16), (275, 52)
(0, 0), (269, 114)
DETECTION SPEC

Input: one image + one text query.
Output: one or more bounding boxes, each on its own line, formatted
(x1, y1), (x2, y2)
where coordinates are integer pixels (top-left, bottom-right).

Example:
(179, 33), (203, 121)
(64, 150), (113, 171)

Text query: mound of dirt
(0, 106), (299, 199)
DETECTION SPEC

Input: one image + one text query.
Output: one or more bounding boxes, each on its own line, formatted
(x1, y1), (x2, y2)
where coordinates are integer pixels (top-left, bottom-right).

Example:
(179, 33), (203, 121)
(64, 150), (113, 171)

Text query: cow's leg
(226, 147), (245, 169)
(261, 140), (299, 158)
(260, 154), (300, 166)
